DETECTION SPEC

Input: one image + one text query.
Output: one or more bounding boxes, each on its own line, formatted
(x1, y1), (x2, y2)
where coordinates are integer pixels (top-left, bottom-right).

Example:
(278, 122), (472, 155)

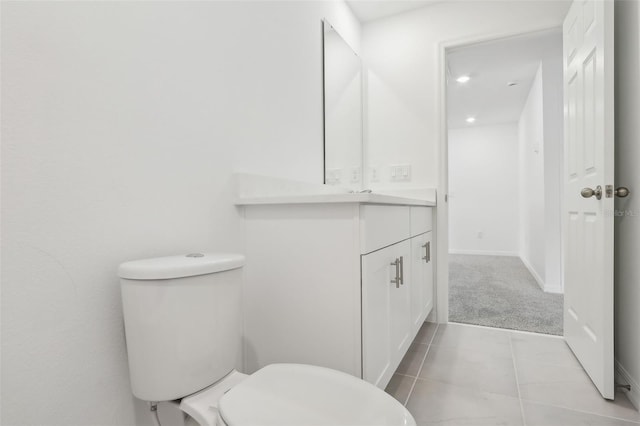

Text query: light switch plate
(390, 164), (412, 182)
(326, 168), (342, 185)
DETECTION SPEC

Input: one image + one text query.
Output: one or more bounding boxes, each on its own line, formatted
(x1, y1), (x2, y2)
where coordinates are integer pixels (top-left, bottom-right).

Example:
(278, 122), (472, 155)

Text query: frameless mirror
(322, 20), (363, 188)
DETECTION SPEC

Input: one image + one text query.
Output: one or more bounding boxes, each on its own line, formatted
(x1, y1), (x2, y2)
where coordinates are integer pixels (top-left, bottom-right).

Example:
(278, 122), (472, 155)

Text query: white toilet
(119, 253), (416, 426)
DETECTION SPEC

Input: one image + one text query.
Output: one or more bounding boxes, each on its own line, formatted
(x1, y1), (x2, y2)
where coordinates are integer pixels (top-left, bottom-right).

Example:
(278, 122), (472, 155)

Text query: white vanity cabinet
(409, 207), (434, 337)
(361, 239), (412, 387)
(240, 201), (434, 390)
(361, 205), (434, 387)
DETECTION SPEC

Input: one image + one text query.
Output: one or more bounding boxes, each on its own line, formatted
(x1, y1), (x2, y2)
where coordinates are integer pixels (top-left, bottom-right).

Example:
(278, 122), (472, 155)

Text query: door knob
(615, 187), (630, 198)
(581, 185), (602, 200)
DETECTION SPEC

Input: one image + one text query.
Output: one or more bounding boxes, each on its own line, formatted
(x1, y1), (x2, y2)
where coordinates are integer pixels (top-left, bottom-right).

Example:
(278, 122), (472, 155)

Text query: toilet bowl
(118, 253), (415, 426)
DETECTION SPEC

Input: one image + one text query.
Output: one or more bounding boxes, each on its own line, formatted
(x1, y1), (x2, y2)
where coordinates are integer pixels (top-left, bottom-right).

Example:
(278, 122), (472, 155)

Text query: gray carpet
(449, 254), (563, 335)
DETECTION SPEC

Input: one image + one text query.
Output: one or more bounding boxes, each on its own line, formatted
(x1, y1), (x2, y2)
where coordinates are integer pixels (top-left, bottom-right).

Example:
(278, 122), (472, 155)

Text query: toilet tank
(118, 253), (244, 402)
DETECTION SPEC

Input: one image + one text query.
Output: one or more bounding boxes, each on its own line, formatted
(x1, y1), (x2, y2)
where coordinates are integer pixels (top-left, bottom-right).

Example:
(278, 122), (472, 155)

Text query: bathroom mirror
(322, 20), (363, 188)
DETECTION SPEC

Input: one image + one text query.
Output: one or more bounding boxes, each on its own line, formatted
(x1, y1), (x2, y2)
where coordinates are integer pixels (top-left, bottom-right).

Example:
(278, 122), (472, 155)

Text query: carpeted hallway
(449, 254), (563, 335)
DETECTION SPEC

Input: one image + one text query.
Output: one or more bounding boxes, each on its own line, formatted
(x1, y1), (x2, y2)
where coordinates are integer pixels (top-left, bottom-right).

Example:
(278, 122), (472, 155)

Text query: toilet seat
(180, 370), (249, 426)
(218, 364), (416, 426)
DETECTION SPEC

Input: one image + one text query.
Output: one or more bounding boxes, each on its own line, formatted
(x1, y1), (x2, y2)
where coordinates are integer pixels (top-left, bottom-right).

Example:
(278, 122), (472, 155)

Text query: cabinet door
(410, 232), (434, 336)
(362, 240), (411, 389)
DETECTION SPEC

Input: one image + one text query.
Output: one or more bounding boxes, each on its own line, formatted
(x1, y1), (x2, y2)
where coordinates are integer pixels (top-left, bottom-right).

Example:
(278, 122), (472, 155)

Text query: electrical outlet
(326, 169), (342, 185)
(390, 164), (412, 182)
(370, 166), (380, 183)
(350, 167), (361, 183)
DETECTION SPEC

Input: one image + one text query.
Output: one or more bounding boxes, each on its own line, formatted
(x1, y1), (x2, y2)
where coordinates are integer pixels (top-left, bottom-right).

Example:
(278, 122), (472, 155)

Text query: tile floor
(385, 322), (640, 426)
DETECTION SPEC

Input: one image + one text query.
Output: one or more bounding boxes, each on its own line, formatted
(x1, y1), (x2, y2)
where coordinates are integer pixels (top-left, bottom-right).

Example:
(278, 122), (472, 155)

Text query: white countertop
(232, 173), (437, 207)
(235, 192), (435, 206)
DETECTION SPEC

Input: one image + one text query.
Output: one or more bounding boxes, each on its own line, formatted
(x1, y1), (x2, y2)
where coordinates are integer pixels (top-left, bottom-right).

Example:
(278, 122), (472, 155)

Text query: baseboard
(616, 359), (640, 411)
(543, 282), (563, 294)
(519, 256), (545, 291)
(448, 249), (519, 257)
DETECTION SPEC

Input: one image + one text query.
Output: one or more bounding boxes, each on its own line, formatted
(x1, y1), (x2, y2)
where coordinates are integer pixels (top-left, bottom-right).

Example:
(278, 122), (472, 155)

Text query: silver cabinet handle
(399, 256), (404, 285)
(390, 258), (400, 288)
(422, 242), (431, 263)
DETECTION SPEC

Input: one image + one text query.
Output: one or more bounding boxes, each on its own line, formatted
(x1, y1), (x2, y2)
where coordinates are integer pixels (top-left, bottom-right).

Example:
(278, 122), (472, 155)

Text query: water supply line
(149, 402), (161, 426)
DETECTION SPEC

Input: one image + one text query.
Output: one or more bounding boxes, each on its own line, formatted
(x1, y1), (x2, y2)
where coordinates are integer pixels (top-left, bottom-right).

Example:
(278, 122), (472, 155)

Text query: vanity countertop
(233, 173), (436, 207)
(235, 192), (435, 207)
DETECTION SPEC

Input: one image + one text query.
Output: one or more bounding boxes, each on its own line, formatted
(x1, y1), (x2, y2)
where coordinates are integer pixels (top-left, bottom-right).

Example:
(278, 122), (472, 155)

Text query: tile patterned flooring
(385, 322), (640, 426)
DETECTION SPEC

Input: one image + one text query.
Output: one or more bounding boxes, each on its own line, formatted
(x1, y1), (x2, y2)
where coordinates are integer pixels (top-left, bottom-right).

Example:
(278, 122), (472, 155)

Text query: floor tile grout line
(396, 322), (640, 424)
(520, 398), (640, 424)
(403, 322), (440, 407)
(509, 333), (527, 426)
(394, 372), (417, 379)
(460, 323), (640, 424)
(408, 374), (524, 401)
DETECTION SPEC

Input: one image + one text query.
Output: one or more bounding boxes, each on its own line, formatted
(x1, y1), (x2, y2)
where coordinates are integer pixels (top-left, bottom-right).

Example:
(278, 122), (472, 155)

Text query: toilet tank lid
(118, 253), (245, 280)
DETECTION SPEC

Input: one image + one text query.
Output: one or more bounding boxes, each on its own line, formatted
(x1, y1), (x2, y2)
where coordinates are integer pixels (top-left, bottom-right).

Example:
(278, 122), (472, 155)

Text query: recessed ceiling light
(466, 117), (476, 123)
(456, 75), (471, 83)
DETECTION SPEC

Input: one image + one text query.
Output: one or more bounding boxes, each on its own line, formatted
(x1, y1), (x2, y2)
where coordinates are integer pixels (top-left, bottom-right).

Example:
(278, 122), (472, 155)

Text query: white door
(562, 0), (615, 399)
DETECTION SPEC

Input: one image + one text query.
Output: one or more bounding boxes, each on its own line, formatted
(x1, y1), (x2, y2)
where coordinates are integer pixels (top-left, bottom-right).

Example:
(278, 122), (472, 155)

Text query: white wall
(516, 36), (564, 294)
(0, 2), (360, 425)
(518, 65), (546, 287)
(448, 124), (519, 255)
(614, 0), (640, 410)
(361, 1), (570, 190)
(541, 33), (564, 293)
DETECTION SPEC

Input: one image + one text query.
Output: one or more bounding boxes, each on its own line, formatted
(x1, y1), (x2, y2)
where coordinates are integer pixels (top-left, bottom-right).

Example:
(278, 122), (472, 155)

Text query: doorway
(445, 30), (564, 335)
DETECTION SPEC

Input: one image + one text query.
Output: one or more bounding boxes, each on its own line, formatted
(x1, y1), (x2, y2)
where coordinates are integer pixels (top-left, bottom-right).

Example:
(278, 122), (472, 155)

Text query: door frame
(435, 25), (563, 323)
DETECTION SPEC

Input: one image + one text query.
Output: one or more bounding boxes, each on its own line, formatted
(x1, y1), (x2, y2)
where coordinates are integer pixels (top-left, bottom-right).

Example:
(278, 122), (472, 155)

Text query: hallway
(448, 254), (563, 335)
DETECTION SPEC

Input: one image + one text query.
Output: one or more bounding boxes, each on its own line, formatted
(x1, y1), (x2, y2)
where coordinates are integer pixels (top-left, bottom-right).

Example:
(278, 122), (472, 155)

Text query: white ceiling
(345, 0), (440, 22)
(447, 30), (562, 129)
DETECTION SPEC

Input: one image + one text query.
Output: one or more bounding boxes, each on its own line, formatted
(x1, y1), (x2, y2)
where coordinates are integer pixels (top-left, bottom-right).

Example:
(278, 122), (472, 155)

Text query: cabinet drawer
(360, 205), (410, 254)
(410, 207), (432, 236)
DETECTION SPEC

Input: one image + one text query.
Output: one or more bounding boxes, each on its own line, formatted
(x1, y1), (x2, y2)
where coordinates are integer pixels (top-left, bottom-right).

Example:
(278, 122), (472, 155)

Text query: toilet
(118, 253), (416, 426)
